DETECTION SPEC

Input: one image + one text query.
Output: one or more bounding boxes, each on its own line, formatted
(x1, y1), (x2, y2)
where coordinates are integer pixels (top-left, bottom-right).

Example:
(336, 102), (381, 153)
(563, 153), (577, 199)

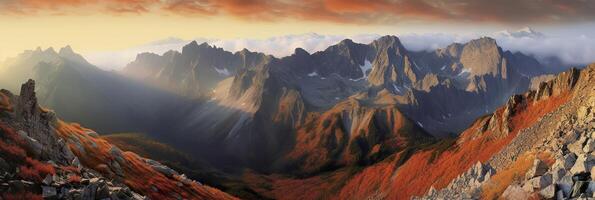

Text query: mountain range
(0, 35), (593, 200)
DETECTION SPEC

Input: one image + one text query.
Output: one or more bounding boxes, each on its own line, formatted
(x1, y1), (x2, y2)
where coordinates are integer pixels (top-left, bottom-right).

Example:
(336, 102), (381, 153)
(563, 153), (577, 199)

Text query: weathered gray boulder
(554, 153), (576, 170)
(583, 139), (595, 153)
(571, 181), (589, 198)
(81, 184), (97, 200)
(528, 174), (553, 190)
(539, 184), (556, 199)
(568, 136), (587, 155)
(42, 186), (57, 198)
(96, 182), (110, 199)
(570, 154), (595, 174)
(526, 159), (548, 179)
(558, 174), (574, 196)
(42, 174), (53, 185)
(552, 167), (568, 181)
(145, 159), (179, 178)
(586, 181), (595, 196)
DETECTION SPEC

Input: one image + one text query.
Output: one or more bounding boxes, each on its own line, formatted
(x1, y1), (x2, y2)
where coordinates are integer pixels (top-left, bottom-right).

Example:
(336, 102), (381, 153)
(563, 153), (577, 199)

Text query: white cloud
(84, 28), (595, 71)
(84, 33), (380, 71)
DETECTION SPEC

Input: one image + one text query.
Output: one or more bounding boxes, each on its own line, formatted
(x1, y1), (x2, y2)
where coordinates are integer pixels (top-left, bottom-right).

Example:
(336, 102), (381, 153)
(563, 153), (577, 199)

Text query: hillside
(230, 64), (594, 199)
(0, 80), (236, 199)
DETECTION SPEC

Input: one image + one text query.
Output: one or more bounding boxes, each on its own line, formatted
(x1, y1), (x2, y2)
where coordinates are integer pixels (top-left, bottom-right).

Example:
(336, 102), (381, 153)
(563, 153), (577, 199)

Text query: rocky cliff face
(123, 42), (272, 97)
(0, 80), (236, 199)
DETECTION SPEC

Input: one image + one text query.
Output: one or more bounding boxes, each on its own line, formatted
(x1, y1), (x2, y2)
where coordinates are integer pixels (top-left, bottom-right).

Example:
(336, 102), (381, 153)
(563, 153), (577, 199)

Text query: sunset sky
(1, 0), (595, 68)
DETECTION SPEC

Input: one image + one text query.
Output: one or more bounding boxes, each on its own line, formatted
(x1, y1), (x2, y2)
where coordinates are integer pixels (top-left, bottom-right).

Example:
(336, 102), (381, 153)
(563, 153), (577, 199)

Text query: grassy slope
(102, 133), (269, 200)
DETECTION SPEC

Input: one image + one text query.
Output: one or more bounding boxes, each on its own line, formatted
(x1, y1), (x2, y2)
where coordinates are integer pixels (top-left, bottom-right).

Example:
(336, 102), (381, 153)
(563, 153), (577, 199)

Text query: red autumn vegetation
(55, 120), (238, 200)
(381, 92), (570, 199)
(2, 192), (43, 200)
(243, 168), (356, 200)
(68, 174), (82, 183)
(481, 151), (554, 199)
(0, 139), (27, 160)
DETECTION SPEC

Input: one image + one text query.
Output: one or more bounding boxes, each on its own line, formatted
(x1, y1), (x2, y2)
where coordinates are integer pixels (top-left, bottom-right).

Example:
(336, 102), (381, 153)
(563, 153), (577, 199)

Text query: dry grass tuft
(481, 152), (535, 200)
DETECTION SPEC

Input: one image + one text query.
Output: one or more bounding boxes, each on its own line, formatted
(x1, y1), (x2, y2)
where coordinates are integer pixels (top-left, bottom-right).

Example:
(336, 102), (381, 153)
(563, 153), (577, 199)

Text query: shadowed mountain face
(0, 47), (193, 134)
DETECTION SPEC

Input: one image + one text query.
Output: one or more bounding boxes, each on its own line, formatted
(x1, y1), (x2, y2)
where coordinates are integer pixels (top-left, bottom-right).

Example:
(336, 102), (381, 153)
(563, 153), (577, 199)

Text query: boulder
(570, 154), (594, 174)
(42, 186), (57, 198)
(567, 136), (587, 155)
(571, 181), (589, 198)
(145, 159), (179, 178)
(554, 153), (576, 170)
(526, 159), (548, 179)
(539, 184), (556, 199)
(42, 174), (53, 185)
(584, 139), (595, 153)
(552, 167), (567, 181)
(81, 184), (98, 200)
(96, 183), (110, 199)
(558, 174), (574, 196)
(528, 174), (553, 190)
(586, 181), (595, 196)
(502, 184), (530, 200)
(556, 190), (565, 200)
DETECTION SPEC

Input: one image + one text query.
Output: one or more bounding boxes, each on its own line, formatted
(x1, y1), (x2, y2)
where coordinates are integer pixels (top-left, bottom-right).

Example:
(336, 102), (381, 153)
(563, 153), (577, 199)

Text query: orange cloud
(1, 0), (595, 24)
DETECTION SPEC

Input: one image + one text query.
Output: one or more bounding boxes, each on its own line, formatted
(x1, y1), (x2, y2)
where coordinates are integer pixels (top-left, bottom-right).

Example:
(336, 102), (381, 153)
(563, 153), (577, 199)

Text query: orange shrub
(0, 140), (27, 160)
(19, 166), (42, 181)
(481, 152), (535, 200)
(68, 174), (82, 183)
(61, 165), (81, 173)
(0, 123), (26, 146)
(26, 157), (55, 176)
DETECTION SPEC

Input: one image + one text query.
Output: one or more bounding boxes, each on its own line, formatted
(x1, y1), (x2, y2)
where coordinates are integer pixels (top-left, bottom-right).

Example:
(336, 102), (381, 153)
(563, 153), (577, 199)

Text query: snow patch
(416, 121), (424, 128)
(360, 59), (373, 78)
(413, 61), (421, 71)
(215, 67), (231, 76)
(458, 68), (471, 76)
(392, 84), (402, 93)
(307, 71), (318, 77)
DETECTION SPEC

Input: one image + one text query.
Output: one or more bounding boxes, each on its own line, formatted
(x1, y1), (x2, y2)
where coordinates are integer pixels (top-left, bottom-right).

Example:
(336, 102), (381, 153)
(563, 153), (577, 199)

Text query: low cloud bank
(85, 29), (595, 71)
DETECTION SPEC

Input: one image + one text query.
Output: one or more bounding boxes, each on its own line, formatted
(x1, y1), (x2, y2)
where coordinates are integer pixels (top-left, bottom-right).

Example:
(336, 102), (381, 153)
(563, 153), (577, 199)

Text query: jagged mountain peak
(465, 37), (499, 49)
(58, 45), (74, 54)
(372, 35), (406, 50)
(43, 47), (57, 54)
(57, 45), (90, 65)
(293, 47), (310, 56)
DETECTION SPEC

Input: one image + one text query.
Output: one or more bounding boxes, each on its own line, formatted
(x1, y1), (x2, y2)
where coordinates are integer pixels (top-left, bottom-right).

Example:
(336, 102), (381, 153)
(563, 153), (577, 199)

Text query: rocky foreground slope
(0, 80), (235, 199)
(418, 64), (595, 199)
